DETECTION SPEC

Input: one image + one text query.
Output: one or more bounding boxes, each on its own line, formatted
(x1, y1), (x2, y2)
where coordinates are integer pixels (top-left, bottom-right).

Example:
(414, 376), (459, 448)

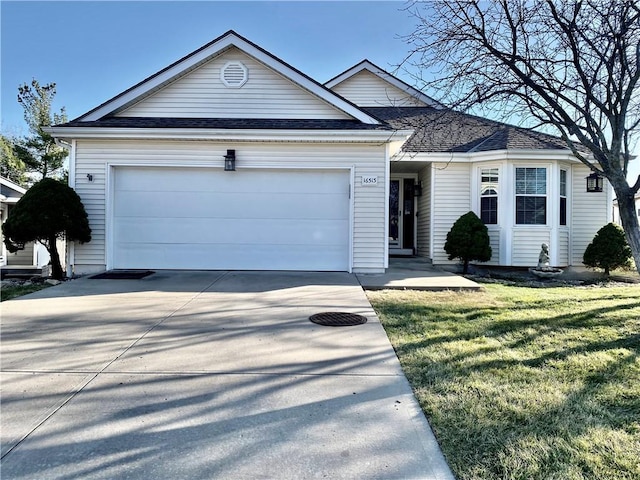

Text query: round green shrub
(583, 223), (632, 275)
(444, 211), (492, 273)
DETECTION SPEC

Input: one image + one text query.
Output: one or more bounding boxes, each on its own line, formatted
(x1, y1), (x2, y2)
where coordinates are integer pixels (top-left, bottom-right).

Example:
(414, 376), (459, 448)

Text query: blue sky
(1, 0), (421, 135)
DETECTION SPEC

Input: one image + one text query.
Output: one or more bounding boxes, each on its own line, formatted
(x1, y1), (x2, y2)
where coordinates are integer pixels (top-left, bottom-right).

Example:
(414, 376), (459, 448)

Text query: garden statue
(537, 243), (551, 269)
(530, 243), (563, 278)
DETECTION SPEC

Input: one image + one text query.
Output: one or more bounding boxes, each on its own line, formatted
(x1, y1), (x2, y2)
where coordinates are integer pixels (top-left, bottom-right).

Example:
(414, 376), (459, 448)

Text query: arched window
(480, 168), (498, 224)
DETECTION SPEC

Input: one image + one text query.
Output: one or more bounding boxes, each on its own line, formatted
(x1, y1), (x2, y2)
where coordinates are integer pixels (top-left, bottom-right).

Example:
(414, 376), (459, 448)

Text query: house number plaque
(361, 176), (378, 186)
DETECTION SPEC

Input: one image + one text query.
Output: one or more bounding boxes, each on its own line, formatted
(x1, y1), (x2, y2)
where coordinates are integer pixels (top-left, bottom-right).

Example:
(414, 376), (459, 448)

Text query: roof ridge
(365, 105), (572, 147)
(467, 128), (505, 153)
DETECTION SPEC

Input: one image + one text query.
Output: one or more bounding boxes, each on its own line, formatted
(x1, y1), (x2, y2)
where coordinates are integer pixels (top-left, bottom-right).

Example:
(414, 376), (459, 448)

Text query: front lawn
(368, 284), (640, 480)
(1, 283), (51, 301)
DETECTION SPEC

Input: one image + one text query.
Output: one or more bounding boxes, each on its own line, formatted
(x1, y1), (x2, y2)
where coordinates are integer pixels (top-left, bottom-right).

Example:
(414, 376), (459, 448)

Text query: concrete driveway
(1, 271), (453, 479)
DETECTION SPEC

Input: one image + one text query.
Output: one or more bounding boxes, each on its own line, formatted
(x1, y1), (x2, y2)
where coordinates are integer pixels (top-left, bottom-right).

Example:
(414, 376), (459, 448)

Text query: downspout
(384, 144), (390, 269)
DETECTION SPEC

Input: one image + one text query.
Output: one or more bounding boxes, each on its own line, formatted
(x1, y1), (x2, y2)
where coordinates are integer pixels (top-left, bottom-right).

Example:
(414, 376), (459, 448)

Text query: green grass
(368, 285), (640, 480)
(1, 283), (51, 301)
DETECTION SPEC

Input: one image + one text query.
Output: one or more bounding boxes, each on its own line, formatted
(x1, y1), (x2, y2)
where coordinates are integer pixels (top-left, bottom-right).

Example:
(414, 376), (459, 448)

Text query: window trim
(480, 167), (499, 225)
(559, 168), (567, 226)
(515, 167), (548, 225)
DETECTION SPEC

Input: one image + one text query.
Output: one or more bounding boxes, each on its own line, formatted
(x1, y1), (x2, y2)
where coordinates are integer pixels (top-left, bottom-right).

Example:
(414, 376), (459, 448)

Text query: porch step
(388, 256), (434, 271)
(0, 266), (42, 280)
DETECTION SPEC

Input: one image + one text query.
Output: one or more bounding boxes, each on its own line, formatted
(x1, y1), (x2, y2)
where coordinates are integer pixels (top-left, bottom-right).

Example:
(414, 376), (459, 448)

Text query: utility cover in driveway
(309, 312), (368, 326)
(112, 167), (350, 271)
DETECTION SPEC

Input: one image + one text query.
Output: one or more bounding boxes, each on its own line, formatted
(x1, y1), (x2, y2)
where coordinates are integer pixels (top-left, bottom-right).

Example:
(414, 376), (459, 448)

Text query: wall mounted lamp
(86, 174), (93, 182)
(224, 149), (236, 171)
(586, 172), (603, 193)
(413, 182), (423, 197)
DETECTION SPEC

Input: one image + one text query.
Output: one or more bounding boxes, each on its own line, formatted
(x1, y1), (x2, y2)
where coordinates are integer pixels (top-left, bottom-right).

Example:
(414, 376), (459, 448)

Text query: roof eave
(45, 126), (414, 143)
(0, 176), (27, 194)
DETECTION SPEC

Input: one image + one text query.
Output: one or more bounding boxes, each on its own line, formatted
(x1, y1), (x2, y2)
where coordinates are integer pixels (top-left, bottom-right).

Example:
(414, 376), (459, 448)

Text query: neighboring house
(47, 30), (612, 275)
(0, 176), (51, 268)
(613, 193), (640, 227)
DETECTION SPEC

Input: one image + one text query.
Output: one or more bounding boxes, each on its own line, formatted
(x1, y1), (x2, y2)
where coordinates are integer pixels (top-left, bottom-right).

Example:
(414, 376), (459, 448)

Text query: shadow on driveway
(1, 270), (454, 479)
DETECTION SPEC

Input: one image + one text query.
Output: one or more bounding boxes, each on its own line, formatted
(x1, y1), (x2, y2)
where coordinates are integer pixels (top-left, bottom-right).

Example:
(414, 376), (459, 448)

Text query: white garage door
(111, 167), (350, 271)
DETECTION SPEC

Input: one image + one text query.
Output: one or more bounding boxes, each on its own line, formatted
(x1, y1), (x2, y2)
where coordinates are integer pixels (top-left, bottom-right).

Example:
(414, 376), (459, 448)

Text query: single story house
(47, 30), (612, 275)
(0, 176), (51, 269)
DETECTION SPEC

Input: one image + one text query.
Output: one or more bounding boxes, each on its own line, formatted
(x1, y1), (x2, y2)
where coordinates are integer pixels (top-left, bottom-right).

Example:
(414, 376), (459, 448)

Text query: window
(560, 169), (567, 226)
(480, 168), (498, 224)
(516, 167), (546, 224)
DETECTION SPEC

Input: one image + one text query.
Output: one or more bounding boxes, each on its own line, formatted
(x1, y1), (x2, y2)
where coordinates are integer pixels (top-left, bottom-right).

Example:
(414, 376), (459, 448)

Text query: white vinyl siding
(512, 230), (551, 266)
(571, 164), (610, 265)
(558, 230), (569, 266)
(416, 165), (431, 258)
(353, 170), (387, 272)
(72, 140), (387, 274)
(431, 162), (472, 264)
(330, 70), (427, 107)
(485, 228), (501, 266)
(73, 159), (107, 270)
(118, 47), (351, 119)
(5, 241), (33, 265)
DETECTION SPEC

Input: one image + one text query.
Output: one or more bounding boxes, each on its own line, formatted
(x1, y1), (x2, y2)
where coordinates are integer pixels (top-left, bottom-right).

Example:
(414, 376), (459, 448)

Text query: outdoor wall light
(413, 182), (423, 197)
(586, 172), (603, 193)
(224, 149), (236, 171)
(86, 174), (93, 182)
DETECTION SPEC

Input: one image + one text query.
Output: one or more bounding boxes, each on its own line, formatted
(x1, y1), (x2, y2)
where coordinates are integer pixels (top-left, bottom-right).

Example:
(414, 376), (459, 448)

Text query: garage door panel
(114, 243), (348, 271)
(116, 168), (349, 195)
(112, 167), (350, 271)
(115, 218), (348, 245)
(115, 191), (348, 220)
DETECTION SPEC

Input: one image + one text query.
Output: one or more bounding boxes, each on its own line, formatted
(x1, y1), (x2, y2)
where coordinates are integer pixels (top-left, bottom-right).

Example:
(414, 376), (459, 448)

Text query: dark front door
(389, 177), (416, 255)
(402, 179), (415, 250)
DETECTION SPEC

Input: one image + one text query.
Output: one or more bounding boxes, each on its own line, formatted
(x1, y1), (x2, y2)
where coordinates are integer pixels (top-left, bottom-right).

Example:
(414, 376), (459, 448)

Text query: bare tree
(404, 0), (640, 273)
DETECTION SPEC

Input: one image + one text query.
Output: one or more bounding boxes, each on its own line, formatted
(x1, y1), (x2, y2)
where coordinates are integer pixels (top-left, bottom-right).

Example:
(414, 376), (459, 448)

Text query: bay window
(515, 167), (547, 225)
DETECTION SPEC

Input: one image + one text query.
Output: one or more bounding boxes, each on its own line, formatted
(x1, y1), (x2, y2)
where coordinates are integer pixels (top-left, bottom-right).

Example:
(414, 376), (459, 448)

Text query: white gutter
(54, 138), (72, 149)
(400, 149), (582, 163)
(45, 126), (414, 143)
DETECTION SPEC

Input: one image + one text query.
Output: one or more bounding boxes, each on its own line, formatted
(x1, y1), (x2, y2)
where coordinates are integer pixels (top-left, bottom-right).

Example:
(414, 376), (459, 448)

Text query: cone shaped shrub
(2, 178), (91, 280)
(444, 211), (492, 273)
(583, 223), (632, 275)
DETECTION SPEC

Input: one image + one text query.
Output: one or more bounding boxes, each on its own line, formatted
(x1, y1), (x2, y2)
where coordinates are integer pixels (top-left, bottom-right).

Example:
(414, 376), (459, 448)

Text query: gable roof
(324, 60), (444, 109)
(1, 176), (26, 203)
(75, 30), (381, 125)
(363, 107), (571, 153)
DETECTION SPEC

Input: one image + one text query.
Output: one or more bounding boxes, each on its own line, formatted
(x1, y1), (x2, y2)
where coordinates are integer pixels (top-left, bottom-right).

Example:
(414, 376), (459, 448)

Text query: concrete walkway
(357, 257), (481, 291)
(1, 271), (454, 480)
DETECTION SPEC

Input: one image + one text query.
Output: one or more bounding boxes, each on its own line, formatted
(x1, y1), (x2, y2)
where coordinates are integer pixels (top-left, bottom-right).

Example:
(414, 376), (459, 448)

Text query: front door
(389, 177), (416, 255)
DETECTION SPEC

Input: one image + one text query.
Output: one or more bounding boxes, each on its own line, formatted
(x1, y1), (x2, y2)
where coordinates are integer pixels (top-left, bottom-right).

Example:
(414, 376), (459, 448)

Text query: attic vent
(221, 61), (248, 88)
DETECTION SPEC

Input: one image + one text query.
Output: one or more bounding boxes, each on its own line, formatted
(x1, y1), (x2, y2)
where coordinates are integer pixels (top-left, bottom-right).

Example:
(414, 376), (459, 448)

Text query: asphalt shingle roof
(57, 108), (573, 154)
(362, 107), (571, 153)
(57, 117), (393, 131)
